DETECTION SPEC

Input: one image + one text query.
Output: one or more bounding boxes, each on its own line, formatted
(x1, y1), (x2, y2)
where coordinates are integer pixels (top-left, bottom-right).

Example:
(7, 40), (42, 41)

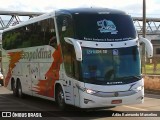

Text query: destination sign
(86, 49), (108, 55)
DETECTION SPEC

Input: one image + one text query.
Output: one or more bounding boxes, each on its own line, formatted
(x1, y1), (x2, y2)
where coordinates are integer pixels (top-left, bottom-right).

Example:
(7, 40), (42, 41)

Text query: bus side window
(72, 58), (80, 79)
(56, 14), (80, 79)
(49, 36), (57, 48)
(63, 43), (79, 80)
(41, 18), (57, 48)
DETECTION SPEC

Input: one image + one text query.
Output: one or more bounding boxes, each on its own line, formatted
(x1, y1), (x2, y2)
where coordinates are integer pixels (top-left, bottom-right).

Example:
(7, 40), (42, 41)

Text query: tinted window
(73, 14), (136, 42)
(81, 46), (141, 85)
(56, 14), (74, 44)
(156, 48), (160, 54)
(3, 18), (57, 50)
(56, 14), (80, 79)
(61, 42), (80, 79)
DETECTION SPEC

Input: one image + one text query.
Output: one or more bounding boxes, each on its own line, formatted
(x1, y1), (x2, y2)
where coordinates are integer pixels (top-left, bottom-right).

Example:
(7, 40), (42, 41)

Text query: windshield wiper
(120, 75), (142, 80)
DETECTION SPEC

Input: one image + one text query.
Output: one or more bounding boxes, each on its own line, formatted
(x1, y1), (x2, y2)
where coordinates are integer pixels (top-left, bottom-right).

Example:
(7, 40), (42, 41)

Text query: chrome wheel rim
(58, 90), (64, 106)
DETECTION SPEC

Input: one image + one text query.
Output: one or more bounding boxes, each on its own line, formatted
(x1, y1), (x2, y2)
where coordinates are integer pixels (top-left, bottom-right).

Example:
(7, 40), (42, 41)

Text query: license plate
(111, 100), (122, 104)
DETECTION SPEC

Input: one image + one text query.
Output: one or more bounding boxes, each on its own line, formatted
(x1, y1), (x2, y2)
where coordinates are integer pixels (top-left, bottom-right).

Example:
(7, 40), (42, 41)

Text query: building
(151, 39), (160, 58)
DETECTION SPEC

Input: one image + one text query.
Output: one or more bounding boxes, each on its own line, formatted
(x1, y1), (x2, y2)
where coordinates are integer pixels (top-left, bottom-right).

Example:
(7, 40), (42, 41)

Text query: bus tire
(56, 85), (66, 110)
(11, 79), (18, 97)
(17, 80), (23, 98)
(1, 81), (4, 86)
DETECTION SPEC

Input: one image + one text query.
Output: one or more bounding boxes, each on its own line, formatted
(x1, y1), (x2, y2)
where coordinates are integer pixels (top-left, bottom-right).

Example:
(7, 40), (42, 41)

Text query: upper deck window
(73, 14), (136, 42)
(3, 18), (57, 50)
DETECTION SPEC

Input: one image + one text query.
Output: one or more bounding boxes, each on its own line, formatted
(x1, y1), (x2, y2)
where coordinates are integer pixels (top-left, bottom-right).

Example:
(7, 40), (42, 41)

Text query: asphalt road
(0, 85), (159, 120)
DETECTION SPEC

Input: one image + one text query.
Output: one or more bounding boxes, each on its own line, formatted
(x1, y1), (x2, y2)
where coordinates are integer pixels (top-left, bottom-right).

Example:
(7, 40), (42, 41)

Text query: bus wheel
(56, 86), (66, 110)
(17, 80), (23, 98)
(1, 82), (4, 86)
(12, 79), (18, 97)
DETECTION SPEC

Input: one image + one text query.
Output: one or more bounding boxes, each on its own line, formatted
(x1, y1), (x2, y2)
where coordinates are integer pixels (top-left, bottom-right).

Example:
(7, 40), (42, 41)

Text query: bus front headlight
(136, 86), (144, 91)
(86, 89), (98, 95)
(0, 76), (3, 79)
(76, 84), (98, 95)
(132, 86), (144, 91)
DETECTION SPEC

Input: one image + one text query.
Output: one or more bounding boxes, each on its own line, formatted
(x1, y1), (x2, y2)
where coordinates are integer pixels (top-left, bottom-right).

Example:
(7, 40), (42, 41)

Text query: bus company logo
(113, 49), (119, 56)
(97, 19), (118, 34)
(22, 48), (52, 61)
(114, 92), (119, 97)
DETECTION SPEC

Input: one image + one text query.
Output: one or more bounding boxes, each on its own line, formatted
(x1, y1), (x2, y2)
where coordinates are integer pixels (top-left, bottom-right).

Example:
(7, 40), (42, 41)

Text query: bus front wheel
(56, 86), (66, 110)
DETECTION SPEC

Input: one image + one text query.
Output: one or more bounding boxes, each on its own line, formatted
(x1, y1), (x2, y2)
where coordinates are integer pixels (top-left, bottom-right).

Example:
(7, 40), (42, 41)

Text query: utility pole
(142, 0), (146, 74)
(143, 0), (146, 38)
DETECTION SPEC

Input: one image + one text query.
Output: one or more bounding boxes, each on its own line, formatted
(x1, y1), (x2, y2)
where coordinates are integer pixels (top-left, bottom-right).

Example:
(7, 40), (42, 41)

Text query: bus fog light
(137, 96), (144, 100)
(141, 96), (144, 100)
(84, 99), (95, 104)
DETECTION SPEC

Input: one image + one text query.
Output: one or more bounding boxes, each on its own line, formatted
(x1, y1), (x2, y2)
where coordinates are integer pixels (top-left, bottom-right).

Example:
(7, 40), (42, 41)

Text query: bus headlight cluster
(136, 86), (144, 91)
(76, 84), (98, 95)
(85, 89), (98, 95)
(0, 76), (3, 79)
(132, 86), (144, 91)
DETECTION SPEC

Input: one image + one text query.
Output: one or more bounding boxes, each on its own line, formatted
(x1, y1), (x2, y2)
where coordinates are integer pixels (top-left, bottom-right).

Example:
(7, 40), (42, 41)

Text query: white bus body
(2, 8), (153, 109)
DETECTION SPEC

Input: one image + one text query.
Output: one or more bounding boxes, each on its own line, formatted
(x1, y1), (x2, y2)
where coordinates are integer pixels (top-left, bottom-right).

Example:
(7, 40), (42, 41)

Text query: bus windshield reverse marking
(97, 19), (118, 34)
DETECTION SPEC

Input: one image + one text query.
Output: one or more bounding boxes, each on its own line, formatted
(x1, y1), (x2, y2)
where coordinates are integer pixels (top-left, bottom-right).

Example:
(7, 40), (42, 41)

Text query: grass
(142, 63), (160, 75)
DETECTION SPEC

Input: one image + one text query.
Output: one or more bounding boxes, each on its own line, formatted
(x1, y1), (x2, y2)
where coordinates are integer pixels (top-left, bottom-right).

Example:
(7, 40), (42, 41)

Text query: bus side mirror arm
(64, 37), (82, 61)
(139, 37), (153, 58)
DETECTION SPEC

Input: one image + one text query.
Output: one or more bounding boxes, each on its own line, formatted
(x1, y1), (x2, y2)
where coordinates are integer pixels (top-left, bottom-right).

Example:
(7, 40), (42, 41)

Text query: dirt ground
(144, 75), (160, 93)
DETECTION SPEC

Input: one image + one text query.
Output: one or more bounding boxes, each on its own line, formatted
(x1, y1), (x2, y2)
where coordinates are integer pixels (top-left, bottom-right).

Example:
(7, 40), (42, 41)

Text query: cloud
(0, 0), (159, 17)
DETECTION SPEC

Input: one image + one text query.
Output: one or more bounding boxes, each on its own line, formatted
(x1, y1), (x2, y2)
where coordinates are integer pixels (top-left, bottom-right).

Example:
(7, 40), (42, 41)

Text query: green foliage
(142, 63), (160, 75)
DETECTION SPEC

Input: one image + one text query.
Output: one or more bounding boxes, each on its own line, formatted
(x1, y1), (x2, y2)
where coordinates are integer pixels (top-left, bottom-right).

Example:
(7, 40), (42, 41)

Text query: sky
(0, 0), (160, 18)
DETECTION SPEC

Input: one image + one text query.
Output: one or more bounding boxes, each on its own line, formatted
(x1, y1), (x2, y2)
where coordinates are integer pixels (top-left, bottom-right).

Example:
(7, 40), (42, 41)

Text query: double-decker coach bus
(2, 8), (153, 110)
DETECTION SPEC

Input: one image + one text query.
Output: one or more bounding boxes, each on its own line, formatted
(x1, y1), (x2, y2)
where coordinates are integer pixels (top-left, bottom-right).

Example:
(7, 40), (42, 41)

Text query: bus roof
(58, 7), (127, 15)
(3, 7), (127, 32)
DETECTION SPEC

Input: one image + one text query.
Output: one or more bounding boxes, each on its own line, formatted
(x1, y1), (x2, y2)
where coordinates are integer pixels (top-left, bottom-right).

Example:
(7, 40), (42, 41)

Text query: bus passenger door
(56, 14), (80, 106)
(63, 75), (80, 107)
(64, 76), (74, 105)
(72, 79), (80, 107)
(64, 60), (80, 107)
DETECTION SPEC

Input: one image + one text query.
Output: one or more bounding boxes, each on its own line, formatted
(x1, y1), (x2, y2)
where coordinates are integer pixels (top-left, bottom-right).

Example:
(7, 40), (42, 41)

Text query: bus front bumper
(79, 89), (144, 108)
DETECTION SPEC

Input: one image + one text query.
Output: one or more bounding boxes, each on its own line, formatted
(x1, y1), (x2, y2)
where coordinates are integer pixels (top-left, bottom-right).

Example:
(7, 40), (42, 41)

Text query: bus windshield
(73, 13), (136, 42)
(81, 46), (141, 85)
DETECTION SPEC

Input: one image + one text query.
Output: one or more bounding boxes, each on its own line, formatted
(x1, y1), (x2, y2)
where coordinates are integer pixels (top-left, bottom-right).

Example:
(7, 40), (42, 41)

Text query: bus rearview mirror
(139, 37), (153, 58)
(64, 37), (82, 61)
